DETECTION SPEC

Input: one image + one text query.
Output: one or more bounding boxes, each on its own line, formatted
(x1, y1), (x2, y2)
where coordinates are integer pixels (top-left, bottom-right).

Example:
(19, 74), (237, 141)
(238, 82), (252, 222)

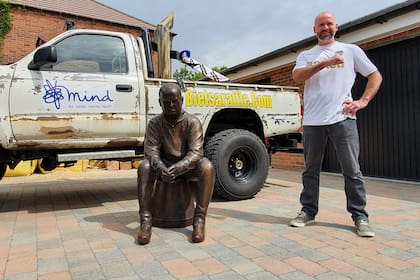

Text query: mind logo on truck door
(42, 79), (114, 110)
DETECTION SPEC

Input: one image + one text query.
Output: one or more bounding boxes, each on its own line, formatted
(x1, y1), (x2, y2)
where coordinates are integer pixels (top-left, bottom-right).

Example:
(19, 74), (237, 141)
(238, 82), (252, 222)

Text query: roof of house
(223, 0), (420, 75)
(8, 0), (156, 30)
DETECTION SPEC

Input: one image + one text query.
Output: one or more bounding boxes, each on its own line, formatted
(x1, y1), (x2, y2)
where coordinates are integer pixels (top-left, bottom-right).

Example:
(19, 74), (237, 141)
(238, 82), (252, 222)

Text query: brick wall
(271, 149), (304, 170)
(269, 140), (304, 170)
(1, 6), (159, 72)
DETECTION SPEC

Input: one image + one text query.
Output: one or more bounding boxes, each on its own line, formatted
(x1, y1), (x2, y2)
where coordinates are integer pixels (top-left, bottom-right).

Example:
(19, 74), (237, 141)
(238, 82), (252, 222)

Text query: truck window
(41, 34), (128, 73)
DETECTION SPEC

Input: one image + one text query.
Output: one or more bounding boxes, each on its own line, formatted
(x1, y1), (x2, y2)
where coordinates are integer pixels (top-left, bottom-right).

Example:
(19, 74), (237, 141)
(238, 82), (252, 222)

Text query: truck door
(9, 33), (140, 145)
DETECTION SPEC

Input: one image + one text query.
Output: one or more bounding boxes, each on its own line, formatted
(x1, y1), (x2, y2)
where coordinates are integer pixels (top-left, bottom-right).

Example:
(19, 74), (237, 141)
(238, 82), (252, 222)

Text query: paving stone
(37, 256), (68, 275)
(0, 168), (419, 280)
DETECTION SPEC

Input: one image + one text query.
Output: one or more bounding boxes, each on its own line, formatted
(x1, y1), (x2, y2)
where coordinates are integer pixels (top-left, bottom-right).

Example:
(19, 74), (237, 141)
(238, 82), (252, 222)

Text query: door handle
(116, 84), (133, 92)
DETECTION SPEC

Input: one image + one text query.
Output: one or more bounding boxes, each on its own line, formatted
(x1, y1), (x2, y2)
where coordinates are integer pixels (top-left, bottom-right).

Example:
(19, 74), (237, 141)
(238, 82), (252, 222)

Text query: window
(45, 34), (128, 73)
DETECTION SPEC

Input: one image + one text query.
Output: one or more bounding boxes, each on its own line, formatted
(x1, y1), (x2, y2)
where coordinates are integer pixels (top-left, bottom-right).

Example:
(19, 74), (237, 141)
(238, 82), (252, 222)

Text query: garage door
(323, 36), (420, 181)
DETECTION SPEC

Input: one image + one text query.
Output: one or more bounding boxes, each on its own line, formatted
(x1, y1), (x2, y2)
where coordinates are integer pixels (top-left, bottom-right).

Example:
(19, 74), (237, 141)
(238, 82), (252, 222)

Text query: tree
(173, 66), (203, 81)
(173, 65), (228, 81)
(0, 0), (12, 52)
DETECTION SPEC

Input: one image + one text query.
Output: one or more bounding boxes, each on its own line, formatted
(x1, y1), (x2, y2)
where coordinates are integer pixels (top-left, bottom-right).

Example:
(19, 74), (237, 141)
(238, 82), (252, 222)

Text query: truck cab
(2, 30), (146, 150)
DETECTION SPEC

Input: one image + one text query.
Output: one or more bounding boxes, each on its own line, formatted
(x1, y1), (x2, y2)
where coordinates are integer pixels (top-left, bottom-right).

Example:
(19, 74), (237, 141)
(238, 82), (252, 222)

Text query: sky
(97, 0), (407, 71)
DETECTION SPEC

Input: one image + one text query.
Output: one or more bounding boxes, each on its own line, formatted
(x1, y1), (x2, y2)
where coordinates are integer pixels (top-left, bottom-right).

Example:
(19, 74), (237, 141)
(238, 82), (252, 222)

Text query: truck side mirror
(28, 46), (57, 70)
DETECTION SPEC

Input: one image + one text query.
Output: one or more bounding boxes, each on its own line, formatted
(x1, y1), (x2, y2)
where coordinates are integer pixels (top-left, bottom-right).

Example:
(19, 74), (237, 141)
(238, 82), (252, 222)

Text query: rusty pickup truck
(0, 29), (302, 200)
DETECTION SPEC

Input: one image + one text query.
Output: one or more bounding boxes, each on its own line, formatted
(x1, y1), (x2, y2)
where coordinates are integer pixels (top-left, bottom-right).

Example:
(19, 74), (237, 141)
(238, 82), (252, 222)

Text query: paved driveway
(0, 168), (419, 280)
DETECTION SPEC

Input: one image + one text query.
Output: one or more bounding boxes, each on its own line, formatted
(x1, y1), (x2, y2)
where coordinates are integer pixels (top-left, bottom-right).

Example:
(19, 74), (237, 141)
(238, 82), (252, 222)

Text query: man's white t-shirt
(293, 41), (377, 126)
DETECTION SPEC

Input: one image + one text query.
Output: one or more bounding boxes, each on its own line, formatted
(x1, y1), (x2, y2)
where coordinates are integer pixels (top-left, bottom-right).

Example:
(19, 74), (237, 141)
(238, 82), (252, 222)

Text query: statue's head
(159, 83), (183, 121)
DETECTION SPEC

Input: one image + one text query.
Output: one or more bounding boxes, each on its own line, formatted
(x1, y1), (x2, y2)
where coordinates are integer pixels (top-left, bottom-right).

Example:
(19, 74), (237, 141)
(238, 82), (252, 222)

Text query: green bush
(0, 0), (12, 48)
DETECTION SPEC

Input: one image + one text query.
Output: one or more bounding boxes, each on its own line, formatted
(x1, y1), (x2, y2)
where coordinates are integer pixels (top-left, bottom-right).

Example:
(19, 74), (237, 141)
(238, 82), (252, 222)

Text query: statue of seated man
(137, 83), (214, 245)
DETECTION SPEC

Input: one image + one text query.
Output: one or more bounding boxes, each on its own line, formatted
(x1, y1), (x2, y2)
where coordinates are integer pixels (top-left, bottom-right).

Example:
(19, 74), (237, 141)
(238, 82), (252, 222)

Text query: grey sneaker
(355, 219), (375, 237)
(289, 211), (315, 227)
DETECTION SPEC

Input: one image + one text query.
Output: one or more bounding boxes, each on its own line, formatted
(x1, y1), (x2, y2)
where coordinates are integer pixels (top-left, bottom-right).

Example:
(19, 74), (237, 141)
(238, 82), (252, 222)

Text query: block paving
(0, 167), (419, 279)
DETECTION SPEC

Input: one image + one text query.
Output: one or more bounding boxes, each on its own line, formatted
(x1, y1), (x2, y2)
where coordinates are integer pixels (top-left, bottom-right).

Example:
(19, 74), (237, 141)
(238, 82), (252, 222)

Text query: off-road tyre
(205, 129), (269, 200)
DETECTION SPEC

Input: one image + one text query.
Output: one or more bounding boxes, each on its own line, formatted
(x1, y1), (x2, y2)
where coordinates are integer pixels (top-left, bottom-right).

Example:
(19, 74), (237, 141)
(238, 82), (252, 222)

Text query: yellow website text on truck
(185, 89), (273, 108)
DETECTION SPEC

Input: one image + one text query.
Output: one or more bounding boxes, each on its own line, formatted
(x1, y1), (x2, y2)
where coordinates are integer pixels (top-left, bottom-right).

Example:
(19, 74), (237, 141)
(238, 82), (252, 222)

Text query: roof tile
(8, 0), (156, 30)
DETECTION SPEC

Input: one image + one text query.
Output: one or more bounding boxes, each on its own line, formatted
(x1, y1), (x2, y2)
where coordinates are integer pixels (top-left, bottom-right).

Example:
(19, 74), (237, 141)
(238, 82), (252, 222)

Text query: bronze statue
(137, 83), (214, 245)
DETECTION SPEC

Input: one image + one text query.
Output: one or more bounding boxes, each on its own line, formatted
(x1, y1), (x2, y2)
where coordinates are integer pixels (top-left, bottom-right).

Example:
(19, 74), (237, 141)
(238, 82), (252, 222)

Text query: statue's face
(159, 86), (183, 120)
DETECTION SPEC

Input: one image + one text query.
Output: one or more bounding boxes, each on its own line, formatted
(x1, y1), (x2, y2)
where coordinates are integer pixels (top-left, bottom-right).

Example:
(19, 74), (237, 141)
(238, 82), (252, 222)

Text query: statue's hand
(160, 163), (185, 182)
(150, 156), (172, 181)
(150, 156), (162, 170)
(167, 162), (186, 179)
(160, 168), (174, 182)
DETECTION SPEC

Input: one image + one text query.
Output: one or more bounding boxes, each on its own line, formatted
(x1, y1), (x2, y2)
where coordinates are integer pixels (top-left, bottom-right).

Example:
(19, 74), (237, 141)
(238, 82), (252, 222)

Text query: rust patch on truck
(36, 116), (73, 121)
(101, 113), (123, 120)
(40, 126), (80, 138)
(131, 112), (139, 120)
(15, 141), (41, 148)
(106, 138), (140, 147)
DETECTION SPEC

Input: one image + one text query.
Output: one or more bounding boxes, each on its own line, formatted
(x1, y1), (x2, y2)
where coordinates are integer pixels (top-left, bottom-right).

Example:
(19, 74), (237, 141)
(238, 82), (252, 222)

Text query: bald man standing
(290, 12), (382, 237)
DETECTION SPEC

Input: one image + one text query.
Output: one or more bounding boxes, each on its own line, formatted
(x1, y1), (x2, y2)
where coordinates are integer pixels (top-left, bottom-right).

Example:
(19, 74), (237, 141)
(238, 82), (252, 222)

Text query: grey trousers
(300, 118), (369, 221)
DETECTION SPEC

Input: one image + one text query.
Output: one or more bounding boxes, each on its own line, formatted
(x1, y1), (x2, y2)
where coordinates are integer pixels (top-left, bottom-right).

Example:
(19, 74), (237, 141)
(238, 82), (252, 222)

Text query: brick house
(223, 0), (420, 181)
(1, 0), (162, 71)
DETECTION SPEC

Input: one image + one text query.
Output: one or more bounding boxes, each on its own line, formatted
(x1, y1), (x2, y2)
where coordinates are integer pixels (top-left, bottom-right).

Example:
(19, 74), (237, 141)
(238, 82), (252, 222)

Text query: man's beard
(317, 31), (336, 41)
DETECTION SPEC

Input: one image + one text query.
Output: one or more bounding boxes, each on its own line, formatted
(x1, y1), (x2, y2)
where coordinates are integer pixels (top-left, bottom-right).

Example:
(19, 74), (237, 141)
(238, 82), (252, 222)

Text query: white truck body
(0, 29), (301, 199)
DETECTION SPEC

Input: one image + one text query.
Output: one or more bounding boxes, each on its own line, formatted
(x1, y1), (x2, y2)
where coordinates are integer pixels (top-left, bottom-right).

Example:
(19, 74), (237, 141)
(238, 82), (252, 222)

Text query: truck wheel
(205, 129), (269, 200)
(0, 163), (6, 181)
